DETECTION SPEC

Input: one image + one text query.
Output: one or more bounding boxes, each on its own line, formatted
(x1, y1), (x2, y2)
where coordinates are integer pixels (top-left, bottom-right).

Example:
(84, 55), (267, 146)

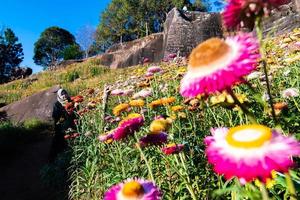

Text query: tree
(193, 0), (206, 11)
(61, 44), (83, 60)
(96, 0), (195, 52)
(0, 28), (24, 82)
(33, 26), (78, 68)
(76, 25), (96, 58)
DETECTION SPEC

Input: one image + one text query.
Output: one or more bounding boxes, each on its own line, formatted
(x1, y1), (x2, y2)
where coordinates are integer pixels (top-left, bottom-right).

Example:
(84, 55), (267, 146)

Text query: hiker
(49, 88), (77, 162)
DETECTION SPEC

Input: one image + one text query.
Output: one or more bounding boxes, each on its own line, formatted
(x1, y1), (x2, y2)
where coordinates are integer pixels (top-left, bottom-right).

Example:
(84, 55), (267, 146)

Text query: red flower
(162, 144), (184, 155)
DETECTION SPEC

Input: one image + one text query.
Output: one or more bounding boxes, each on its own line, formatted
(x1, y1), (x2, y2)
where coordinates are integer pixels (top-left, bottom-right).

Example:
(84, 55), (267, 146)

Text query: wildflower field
(2, 1), (300, 199)
(66, 27), (300, 199)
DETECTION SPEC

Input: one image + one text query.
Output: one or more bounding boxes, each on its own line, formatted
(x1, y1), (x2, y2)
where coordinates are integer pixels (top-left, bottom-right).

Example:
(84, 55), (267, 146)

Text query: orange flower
(171, 105), (184, 112)
(71, 95), (84, 103)
(129, 99), (145, 107)
(149, 97), (176, 108)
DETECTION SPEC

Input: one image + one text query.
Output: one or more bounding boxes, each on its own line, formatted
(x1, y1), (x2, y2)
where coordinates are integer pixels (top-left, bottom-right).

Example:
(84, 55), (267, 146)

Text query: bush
(65, 71), (80, 82)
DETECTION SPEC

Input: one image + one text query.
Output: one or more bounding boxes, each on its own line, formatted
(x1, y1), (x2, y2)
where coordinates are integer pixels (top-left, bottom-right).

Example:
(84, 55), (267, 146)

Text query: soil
(0, 130), (68, 200)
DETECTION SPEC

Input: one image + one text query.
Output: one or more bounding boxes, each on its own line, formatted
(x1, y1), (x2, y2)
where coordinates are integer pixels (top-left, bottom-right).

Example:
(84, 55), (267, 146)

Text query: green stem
(260, 183), (270, 200)
(292, 97), (300, 112)
(285, 172), (297, 200)
(207, 106), (221, 126)
(135, 135), (155, 182)
(173, 155), (197, 200)
(227, 88), (257, 124)
(255, 17), (277, 125)
(115, 142), (126, 178)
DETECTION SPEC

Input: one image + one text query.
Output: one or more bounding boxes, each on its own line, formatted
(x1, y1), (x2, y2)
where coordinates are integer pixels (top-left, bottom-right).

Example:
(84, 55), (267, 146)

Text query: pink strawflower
(104, 178), (162, 200)
(139, 132), (168, 147)
(98, 132), (114, 142)
(145, 72), (154, 77)
(111, 89), (124, 96)
(147, 66), (162, 74)
(282, 88), (299, 98)
(162, 144), (184, 155)
(113, 116), (144, 140)
(123, 89), (135, 96)
(204, 125), (300, 183)
(180, 34), (259, 97)
(132, 88), (152, 99)
(223, 0), (290, 30)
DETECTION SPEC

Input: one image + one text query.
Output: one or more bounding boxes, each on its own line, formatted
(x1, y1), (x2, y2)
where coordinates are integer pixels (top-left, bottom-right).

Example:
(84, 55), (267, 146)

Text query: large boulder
(96, 8), (223, 69)
(0, 85), (60, 124)
(163, 8), (223, 58)
(96, 33), (164, 69)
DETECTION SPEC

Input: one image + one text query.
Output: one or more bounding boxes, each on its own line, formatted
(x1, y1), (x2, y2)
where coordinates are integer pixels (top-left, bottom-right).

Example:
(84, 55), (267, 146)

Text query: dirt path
(0, 131), (67, 200)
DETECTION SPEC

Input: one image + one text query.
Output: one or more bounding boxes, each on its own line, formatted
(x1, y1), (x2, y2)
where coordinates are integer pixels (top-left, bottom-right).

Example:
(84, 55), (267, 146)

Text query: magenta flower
(98, 132), (114, 142)
(223, 0), (290, 30)
(113, 116), (144, 140)
(139, 132), (168, 147)
(104, 178), (162, 200)
(162, 144), (184, 155)
(180, 34), (260, 97)
(204, 125), (300, 183)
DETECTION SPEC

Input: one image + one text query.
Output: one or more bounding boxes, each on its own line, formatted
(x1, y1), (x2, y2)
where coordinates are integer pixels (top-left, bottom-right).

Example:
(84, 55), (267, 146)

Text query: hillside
(1, 27), (300, 200)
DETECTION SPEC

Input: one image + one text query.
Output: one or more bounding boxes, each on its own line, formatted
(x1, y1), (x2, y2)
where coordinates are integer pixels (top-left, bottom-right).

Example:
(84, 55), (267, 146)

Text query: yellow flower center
(226, 124), (272, 148)
(122, 181), (144, 198)
(189, 38), (230, 68)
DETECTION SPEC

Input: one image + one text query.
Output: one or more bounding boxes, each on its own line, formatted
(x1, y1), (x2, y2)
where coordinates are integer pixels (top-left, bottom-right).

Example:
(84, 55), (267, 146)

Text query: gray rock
(0, 85), (60, 124)
(96, 8), (223, 69)
(163, 8), (223, 58)
(263, 2), (300, 36)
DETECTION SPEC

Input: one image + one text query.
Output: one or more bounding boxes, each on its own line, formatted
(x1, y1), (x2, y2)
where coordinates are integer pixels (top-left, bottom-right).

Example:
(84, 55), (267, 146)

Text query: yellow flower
(113, 103), (130, 116)
(210, 91), (247, 105)
(210, 92), (226, 105)
(255, 170), (277, 189)
(129, 99), (145, 107)
(171, 105), (184, 112)
(178, 112), (187, 119)
(149, 119), (171, 134)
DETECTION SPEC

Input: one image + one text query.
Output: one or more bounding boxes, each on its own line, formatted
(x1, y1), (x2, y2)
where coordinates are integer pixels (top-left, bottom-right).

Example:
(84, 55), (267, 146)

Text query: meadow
(63, 30), (300, 199)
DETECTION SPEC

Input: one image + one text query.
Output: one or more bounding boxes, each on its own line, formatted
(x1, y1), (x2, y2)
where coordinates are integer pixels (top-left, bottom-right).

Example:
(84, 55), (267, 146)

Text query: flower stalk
(255, 17), (277, 125)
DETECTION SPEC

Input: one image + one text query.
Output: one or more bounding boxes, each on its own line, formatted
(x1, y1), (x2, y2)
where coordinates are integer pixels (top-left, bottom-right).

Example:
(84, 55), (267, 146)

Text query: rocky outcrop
(0, 85), (60, 124)
(163, 8), (223, 57)
(96, 8), (223, 68)
(263, 2), (300, 36)
(97, 33), (164, 69)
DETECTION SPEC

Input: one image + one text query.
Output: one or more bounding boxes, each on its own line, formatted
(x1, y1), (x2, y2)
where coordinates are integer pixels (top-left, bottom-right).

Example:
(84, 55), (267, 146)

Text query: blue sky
(0, 0), (110, 73)
(0, 0), (225, 73)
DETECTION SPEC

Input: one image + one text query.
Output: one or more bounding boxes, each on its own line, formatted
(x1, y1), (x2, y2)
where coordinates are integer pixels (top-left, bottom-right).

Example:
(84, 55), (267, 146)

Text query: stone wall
(263, 2), (300, 35)
(163, 8), (223, 57)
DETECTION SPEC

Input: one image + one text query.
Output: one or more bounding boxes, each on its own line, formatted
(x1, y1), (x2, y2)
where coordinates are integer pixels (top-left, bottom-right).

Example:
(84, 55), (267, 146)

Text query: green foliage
(33, 26), (78, 68)
(23, 118), (47, 130)
(64, 70), (80, 82)
(61, 44), (83, 60)
(0, 28), (24, 82)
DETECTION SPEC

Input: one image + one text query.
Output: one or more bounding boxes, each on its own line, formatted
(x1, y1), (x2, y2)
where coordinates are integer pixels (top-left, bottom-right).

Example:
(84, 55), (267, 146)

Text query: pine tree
(0, 28), (24, 81)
